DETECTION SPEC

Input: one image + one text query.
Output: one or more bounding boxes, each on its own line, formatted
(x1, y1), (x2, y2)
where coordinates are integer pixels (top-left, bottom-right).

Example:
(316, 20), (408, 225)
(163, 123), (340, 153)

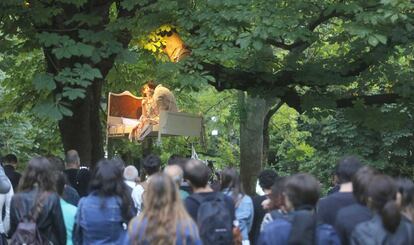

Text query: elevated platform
(107, 91), (202, 140)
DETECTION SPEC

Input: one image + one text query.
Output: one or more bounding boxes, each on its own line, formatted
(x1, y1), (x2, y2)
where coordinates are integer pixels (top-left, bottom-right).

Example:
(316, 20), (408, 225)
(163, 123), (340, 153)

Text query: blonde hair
(129, 173), (198, 245)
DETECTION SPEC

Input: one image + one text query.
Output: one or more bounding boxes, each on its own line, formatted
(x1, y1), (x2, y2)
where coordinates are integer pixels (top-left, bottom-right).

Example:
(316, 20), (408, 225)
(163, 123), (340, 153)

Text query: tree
(2, 0), (414, 191)
(0, 0), (150, 165)
(164, 0), (414, 193)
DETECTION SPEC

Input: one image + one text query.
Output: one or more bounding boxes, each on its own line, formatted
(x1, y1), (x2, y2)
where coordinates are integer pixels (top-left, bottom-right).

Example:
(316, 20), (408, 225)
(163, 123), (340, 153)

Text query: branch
(202, 62), (294, 91)
(266, 9), (350, 51)
(336, 93), (400, 108)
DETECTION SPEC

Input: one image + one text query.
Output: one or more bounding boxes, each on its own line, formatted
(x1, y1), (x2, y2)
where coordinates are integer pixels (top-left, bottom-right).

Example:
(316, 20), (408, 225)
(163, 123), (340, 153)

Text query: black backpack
(192, 193), (233, 245)
(10, 192), (50, 245)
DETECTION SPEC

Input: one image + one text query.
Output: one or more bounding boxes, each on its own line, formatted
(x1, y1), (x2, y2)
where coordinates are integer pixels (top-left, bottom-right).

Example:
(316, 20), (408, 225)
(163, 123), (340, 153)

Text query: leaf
(368, 36), (378, 46)
(53, 45), (73, 59)
(375, 34), (387, 45)
(73, 63), (103, 81)
(62, 87), (86, 100)
(390, 14), (398, 23)
(32, 99), (62, 120)
(32, 73), (56, 91)
(121, 0), (138, 11)
(58, 104), (73, 116)
(116, 50), (138, 64)
(36, 32), (61, 47)
(253, 40), (263, 50)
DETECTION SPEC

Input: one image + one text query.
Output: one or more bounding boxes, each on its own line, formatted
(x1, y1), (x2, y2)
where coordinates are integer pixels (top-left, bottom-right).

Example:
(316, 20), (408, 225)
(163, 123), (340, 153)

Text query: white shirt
(130, 184), (144, 214)
(0, 181), (13, 234)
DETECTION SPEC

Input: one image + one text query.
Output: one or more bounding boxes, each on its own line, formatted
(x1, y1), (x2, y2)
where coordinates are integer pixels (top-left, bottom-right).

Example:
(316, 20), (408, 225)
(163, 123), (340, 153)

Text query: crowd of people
(0, 152), (412, 245)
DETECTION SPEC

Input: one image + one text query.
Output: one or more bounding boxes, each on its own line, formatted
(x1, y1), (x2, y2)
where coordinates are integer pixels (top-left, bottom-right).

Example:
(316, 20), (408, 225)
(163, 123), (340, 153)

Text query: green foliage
(0, 112), (63, 167)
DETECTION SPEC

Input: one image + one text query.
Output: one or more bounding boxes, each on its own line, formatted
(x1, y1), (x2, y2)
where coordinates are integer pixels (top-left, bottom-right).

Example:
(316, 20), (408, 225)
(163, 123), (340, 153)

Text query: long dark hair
(19, 156), (55, 192)
(89, 159), (134, 221)
(269, 176), (287, 210)
(220, 167), (244, 204)
(368, 175), (400, 233)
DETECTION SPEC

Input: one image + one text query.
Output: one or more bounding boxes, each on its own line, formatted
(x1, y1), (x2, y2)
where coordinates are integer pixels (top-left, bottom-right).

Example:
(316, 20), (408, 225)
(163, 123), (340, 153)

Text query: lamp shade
(162, 32), (191, 62)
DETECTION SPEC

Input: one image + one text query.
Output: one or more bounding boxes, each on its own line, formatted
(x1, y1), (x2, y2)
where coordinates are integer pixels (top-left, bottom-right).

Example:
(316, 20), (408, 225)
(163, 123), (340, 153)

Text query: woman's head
(220, 167), (244, 202)
(367, 175), (401, 233)
(352, 166), (377, 205)
(143, 173), (180, 211)
(90, 159), (133, 221)
(135, 173), (197, 245)
(19, 156), (55, 192)
(396, 178), (414, 222)
(90, 159), (124, 194)
(141, 81), (156, 97)
(269, 176), (287, 211)
(283, 173), (320, 211)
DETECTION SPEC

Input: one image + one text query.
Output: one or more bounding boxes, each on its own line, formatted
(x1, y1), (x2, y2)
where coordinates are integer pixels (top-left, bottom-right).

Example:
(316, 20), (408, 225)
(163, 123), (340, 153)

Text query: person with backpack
(127, 173), (201, 244)
(350, 175), (414, 245)
(258, 173), (340, 245)
(221, 167), (254, 245)
(9, 156), (66, 245)
(73, 159), (135, 244)
(184, 159), (236, 245)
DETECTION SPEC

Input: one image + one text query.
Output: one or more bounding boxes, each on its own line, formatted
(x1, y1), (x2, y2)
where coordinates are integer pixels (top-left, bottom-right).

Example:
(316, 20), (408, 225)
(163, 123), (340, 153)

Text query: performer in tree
(129, 81), (178, 141)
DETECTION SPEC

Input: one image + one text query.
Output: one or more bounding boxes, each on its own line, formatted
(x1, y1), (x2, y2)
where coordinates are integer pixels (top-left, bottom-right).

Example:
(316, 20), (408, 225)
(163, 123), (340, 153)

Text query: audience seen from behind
(56, 171), (77, 245)
(259, 173), (340, 245)
(2, 154), (21, 191)
(350, 175), (414, 244)
(164, 164), (189, 199)
(260, 176), (288, 231)
(2, 150), (414, 245)
(184, 159), (235, 244)
(73, 159), (135, 244)
(131, 154), (161, 213)
(334, 166), (377, 245)
(221, 167), (254, 245)
(48, 155), (80, 206)
(124, 165), (145, 213)
(63, 150), (90, 197)
(249, 169), (278, 245)
(128, 173), (201, 245)
(10, 156), (66, 244)
(317, 156), (363, 226)
(167, 154), (193, 194)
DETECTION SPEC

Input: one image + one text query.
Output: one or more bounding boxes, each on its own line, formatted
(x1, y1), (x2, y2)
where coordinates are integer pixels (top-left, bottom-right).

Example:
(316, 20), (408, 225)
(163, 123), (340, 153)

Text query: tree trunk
(239, 92), (267, 195)
(38, 2), (134, 168)
(58, 79), (104, 167)
(262, 100), (283, 165)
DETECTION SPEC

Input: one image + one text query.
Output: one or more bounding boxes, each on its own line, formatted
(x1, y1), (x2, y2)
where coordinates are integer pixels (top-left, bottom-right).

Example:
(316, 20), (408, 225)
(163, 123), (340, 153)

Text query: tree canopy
(1, 0), (413, 191)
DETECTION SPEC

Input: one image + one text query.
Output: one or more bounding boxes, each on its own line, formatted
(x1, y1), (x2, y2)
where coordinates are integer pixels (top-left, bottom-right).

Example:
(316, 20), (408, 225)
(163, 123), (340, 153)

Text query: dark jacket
(334, 203), (372, 245)
(258, 210), (340, 245)
(63, 168), (91, 197)
(10, 188), (66, 245)
(350, 214), (414, 245)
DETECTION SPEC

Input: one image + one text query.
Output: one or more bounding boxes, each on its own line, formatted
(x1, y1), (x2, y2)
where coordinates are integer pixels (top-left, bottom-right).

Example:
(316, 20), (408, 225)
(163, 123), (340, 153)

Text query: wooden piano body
(107, 91), (202, 140)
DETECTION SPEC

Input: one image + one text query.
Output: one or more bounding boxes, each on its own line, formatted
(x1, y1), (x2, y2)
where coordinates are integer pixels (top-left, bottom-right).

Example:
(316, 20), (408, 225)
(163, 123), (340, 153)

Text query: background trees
(1, 0), (413, 192)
